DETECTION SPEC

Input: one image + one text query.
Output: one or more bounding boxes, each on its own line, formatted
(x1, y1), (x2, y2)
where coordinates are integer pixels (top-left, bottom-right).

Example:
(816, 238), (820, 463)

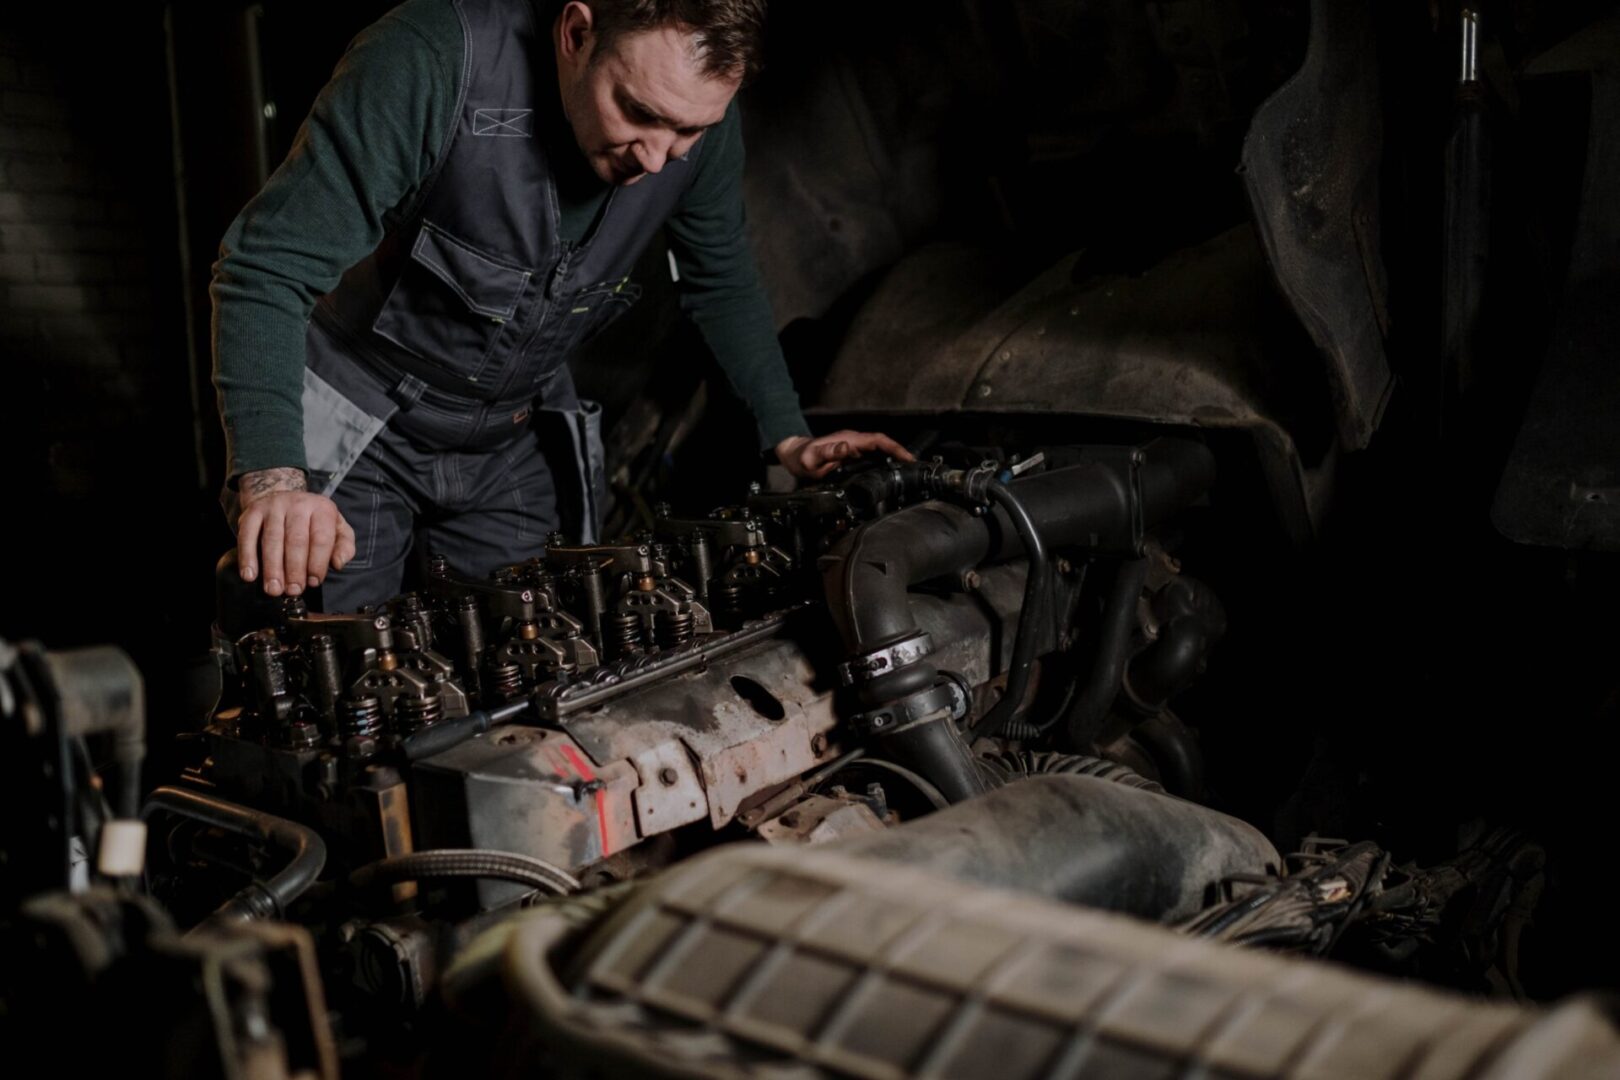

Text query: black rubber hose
(349, 849), (581, 896)
(143, 786), (326, 921)
(1124, 576), (1227, 712)
(1062, 559), (1149, 750)
(970, 479), (1050, 740)
(881, 714), (986, 803)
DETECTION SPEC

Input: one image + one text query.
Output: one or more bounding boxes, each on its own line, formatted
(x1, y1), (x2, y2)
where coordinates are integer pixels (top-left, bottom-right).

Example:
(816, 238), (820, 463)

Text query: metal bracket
(836, 633), (934, 687)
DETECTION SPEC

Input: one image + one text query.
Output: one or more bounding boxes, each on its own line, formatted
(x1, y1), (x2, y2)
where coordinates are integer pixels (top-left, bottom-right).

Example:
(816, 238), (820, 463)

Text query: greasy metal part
(40, 645), (146, 820)
(7, 888), (338, 1080)
(437, 844), (1620, 1080)
(410, 726), (639, 909)
(1241, 0), (1392, 449)
(814, 229), (1338, 546)
(307, 633), (342, 735)
(411, 568), (1022, 903)
(142, 785), (327, 922)
(755, 793), (887, 844)
(529, 609), (800, 721)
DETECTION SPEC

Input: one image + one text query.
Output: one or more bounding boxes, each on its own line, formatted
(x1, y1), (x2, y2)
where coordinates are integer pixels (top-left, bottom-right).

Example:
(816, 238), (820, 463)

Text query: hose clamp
(849, 676), (968, 737)
(837, 632), (934, 687)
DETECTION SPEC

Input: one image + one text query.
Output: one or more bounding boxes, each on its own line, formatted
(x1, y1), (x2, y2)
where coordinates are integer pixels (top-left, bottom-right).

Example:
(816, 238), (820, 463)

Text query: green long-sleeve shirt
(210, 0), (808, 482)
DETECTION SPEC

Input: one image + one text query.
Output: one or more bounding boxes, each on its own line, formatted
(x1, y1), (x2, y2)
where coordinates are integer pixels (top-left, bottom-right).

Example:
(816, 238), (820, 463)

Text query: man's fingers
(334, 518), (357, 570)
(306, 512), (337, 586)
(869, 433), (915, 461)
(282, 508), (313, 596)
(237, 505), (263, 582)
(260, 508), (287, 597)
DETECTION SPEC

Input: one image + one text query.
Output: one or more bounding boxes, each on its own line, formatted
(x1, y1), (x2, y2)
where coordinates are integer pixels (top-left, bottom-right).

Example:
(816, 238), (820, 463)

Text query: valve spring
(342, 695), (385, 739)
(393, 692), (444, 735)
(487, 661), (525, 702)
(607, 611), (645, 659)
(654, 608), (695, 648)
(714, 582), (746, 618)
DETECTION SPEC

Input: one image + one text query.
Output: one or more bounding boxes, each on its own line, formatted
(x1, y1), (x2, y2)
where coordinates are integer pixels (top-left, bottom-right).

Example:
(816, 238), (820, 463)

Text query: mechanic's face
(555, 3), (740, 186)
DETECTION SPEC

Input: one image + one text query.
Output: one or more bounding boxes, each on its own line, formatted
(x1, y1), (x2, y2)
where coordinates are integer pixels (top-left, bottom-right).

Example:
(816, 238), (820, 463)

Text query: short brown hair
(585, 0), (767, 82)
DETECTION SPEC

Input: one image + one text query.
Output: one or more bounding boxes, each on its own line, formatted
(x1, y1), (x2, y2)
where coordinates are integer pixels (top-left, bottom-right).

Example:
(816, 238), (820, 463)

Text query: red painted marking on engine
(559, 743), (613, 857)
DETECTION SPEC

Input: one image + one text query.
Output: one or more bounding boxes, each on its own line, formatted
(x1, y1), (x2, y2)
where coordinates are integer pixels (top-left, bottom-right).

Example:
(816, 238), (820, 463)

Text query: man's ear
(557, 1), (595, 63)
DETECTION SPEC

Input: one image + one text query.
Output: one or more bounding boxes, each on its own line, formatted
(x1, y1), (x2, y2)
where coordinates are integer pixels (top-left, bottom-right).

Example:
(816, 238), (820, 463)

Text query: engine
(9, 435), (1602, 1078)
(175, 438), (1225, 910)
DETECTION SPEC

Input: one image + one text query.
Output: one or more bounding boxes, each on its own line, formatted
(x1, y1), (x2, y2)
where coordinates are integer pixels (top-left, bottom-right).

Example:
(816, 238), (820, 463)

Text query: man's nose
(632, 133), (677, 175)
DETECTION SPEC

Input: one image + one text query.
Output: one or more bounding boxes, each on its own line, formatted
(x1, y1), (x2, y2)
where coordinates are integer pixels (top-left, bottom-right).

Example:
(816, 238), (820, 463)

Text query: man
(212, 0), (910, 611)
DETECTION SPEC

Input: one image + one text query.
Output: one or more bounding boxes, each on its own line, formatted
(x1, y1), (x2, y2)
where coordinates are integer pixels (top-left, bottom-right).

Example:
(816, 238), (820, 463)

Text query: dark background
(2, 0), (1618, 998)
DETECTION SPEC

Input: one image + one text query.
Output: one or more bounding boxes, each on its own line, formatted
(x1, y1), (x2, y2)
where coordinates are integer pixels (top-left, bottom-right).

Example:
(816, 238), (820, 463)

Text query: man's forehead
(601, 23), (739, 128)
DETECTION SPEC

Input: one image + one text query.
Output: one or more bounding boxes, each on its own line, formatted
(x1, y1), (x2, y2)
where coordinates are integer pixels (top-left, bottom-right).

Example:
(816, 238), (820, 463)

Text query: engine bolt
(811, 734), (828, 756)
(658, 766), (678, 787)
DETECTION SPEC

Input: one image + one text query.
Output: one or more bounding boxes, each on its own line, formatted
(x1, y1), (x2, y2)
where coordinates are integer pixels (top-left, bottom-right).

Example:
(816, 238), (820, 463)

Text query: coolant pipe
(821, 439), (1215, 802)
(970, 479), (1049, 740)
(143, 786), (326, 922)
(1061, 558), (1150, 749)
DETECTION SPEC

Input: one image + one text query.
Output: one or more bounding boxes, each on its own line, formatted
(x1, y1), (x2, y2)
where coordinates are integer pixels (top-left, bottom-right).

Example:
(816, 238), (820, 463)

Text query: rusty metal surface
(411, 726), (639, 907)
(756, 793), (887, 845)
(412, 567), (1022, 897)
(560, 569), (1020, 832)
(815, 228), (1337, 544)
(1240, 0), (1393, 449)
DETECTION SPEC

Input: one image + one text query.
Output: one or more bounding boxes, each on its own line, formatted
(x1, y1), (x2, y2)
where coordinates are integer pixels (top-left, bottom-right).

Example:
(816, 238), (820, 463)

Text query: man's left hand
(775, 430), (915, 480)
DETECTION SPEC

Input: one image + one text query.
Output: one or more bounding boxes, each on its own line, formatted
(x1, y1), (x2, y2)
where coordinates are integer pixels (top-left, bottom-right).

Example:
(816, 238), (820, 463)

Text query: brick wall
(0, 18), (195, 507)
(0, 13), (221, 677)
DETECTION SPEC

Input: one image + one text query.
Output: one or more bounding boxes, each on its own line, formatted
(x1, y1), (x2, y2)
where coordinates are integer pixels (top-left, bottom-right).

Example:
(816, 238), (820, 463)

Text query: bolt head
(658, 766), (679, 787)
(811, 733), (829, 755)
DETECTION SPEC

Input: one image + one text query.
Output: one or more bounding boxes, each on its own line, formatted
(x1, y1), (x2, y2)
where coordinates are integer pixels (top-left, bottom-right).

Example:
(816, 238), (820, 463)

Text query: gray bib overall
(298, 0), (701, 607)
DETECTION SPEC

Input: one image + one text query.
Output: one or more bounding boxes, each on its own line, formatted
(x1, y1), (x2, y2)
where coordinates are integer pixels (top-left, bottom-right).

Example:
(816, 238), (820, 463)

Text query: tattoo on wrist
(242, 467), (307, 499)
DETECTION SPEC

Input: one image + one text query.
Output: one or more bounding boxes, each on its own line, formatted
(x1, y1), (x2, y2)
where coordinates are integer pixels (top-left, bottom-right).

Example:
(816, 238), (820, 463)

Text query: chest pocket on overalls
(555, 276), (643, 357)
(373, 222), (531, 383)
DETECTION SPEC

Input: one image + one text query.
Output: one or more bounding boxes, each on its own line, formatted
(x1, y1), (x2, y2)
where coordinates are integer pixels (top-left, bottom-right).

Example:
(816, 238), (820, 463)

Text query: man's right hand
(236, 467), (357, 597)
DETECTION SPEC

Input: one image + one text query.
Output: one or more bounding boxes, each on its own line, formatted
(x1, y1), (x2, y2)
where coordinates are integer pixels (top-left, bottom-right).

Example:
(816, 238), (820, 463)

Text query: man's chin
(590, 157), (644, 186)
